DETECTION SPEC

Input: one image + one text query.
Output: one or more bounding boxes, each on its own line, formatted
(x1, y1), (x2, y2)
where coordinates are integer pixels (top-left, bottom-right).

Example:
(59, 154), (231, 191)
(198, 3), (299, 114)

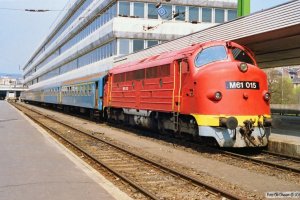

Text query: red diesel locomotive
(103, 41), (271, 147)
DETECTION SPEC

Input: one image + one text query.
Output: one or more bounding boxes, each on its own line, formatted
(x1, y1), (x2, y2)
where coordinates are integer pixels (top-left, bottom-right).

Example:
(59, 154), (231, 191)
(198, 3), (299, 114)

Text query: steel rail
(261, 150), (300, 161)
(221, 150), (300, 174)
(13, 102), (242, 200)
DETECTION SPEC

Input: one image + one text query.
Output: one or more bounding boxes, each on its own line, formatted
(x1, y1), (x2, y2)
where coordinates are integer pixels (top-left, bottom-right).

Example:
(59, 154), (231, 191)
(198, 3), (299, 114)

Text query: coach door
(95, 81), (98, 108)
(97, 77), (105, 110)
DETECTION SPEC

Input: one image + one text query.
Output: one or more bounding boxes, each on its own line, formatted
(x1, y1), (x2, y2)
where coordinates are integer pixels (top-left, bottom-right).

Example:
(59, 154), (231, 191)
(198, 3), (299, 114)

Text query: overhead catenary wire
(0, 7), (60, 12)
(0, 7), (86, 12)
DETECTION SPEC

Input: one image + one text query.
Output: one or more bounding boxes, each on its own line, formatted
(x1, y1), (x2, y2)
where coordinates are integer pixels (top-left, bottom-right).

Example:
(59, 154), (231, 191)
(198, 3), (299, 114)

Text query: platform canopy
(115, 0), (300, 68)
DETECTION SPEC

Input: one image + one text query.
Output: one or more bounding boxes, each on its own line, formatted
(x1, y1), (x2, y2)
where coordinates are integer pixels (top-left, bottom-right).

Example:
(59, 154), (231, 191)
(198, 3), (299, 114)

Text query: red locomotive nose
(192, 61), (270, 116)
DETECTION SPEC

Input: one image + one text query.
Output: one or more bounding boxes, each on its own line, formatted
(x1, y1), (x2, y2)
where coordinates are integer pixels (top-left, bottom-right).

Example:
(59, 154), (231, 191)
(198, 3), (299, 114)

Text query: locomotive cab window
(231, 47), (254, 65)
(195, 45), (227, 67)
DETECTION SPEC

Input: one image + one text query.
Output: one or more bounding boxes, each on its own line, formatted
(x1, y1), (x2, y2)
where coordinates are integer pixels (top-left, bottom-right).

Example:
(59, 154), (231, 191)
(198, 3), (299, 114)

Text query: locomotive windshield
(195, 45), (227, 67)
(231, 47), (254, 65)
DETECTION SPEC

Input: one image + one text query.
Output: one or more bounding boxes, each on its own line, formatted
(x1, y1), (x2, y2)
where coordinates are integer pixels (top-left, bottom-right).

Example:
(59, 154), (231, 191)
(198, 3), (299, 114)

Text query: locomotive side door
(172, 60), (181, 113)
(178, 59), (192, 114)
(173, 59), (189, 113)
(103, 73), (112, 108)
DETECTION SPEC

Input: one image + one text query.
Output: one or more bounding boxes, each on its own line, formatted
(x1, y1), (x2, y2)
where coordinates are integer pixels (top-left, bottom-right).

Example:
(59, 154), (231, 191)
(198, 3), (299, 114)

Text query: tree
(265, 69), (296, 104)
(294, 87), (300, 104)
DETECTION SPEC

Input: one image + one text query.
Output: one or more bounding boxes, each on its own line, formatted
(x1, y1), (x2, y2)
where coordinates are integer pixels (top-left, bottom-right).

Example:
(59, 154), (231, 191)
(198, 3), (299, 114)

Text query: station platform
(0, 101), (131, 200)
(268, 115), (300, 157)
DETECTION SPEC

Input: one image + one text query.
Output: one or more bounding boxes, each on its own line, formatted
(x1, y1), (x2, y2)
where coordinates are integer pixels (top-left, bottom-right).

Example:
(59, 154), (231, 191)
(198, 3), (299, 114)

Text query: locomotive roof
(111, 41), (228, 74)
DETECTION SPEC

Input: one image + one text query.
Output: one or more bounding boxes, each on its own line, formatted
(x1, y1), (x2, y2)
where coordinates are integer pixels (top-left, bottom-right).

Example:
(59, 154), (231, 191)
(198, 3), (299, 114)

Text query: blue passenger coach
(22, 74), (106, 115)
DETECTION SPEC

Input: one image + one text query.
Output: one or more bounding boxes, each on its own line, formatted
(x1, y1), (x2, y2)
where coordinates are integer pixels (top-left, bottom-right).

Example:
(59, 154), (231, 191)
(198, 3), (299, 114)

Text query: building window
(119, 1), (130, 16)
(174, 5), (185, 21)
(119, 39), (130, 54)
(133, 40), (144, 52)
(202, 8), (212, 22)
(215, 9), (225, 23)
(189, 7), (199, 22)
(228, 10), (237, 21)
(147, 40), (158, 48)
(161, 5), (172, 20)
(148, 3), (158, 19)
(134, 2), (144, 18)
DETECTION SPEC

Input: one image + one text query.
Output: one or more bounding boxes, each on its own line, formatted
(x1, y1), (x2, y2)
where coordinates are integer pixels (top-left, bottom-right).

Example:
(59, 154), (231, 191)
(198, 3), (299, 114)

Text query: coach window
(82, 86), (85, 96)
(86, 85), (89, 96)
(88, 84), (92, 95)
(119, 1), (130, 16)
(134, 2), (144, 18)
(72, 87), (74, 96)
(202, 8), (212, 22)
(133, 40), (144, 52)
(82, 85), (86, 96)
(79, 86), (82, 96)
(78, 87), (81, 96)
(85, 85), (89, 96)
(195, 45), (227, 67)
(148, 3), (158, 19)
(231, 47), (254, 65)
(215, 9), (225, 23)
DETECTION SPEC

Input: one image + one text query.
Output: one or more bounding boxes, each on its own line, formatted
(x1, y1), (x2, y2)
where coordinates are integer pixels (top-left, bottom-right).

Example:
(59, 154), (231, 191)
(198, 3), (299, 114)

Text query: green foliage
(266, 69), (298, 104)
(294, 87), (300, 104)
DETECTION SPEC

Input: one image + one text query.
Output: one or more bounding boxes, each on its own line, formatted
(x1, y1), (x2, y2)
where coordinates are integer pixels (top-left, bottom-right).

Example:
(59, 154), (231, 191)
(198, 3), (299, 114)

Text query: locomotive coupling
(220, 117), (238, 130)
(239, 120), (255, 136)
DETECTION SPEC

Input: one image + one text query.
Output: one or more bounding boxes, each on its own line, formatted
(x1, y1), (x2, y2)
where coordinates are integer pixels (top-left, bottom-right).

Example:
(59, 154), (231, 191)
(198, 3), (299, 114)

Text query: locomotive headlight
(239, 63), (248, 72)
(207, 91), (222, 101)
(264, 92), (271, 101)
(215, 91), (222, 101)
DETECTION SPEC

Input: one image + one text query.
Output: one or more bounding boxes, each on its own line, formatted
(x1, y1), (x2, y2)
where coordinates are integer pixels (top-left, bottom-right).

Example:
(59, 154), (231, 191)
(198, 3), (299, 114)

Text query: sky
(0, 0), (69, 75)
(0, 0), (292, 75)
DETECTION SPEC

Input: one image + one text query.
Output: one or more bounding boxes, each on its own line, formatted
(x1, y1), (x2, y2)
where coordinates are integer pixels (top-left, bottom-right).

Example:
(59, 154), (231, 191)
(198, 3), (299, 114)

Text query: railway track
(221, 149), (300, 174)
(12, 102), (242, 200)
